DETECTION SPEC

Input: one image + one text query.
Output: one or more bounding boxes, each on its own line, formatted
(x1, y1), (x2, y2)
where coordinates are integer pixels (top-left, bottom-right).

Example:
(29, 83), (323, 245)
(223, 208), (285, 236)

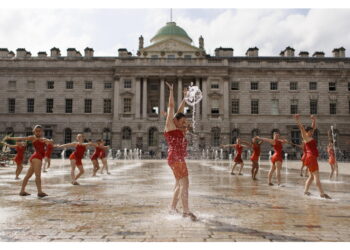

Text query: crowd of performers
(1, 131), (110, 197)
(0, 82), (340, 221)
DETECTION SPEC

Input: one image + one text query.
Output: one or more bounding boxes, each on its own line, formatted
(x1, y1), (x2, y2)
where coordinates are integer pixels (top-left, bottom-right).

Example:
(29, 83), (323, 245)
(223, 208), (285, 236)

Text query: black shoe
(230, 172), (235, 175)
(268, 183), (274, 186)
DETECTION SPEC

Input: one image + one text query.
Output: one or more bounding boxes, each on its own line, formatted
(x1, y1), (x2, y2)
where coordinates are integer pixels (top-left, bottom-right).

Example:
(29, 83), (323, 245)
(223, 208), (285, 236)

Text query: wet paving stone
(0, 159), (349, 242)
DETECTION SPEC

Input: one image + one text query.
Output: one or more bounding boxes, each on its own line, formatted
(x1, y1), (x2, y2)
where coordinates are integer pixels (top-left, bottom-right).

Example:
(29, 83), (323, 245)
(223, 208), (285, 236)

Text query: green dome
(151, 22), (192, 43)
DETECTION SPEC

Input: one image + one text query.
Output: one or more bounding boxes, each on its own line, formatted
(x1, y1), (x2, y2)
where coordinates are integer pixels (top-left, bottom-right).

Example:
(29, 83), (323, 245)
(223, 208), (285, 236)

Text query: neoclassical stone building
(1, 21), (350, 159)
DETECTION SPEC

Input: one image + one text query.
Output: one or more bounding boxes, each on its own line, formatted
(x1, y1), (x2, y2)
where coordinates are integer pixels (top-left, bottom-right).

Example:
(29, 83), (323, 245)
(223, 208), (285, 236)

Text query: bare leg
(70, 160), (77, 183)
(335, 162), (339, 178)
(268, 163), (276, 185)
(101, 158), (110, 174)
(275, 161), (282, 185)
(32, 158), (46, 196)
(170, 179), (180, 211)
(20, 164), (35, 195)
(75, 165), (85, 181)
(42, 158), (48, 172)
(252, 161), (259, 180)
(304, 173), (314, 194)
(92, 160), (100, 176)
(329, 164), (335, 179)
(231, 162), (238, 174)
(47, 158), (51, 169)
(179, 176), (190, 213)
(15, 163), (23, 179)
(300, 164), (305, 176)
(313, 171), (325, 195)
(238, 163), (244, 175)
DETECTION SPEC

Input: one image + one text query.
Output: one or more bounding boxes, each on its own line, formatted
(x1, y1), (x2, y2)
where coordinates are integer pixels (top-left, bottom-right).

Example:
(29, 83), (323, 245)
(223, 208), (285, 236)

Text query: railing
(115, 58), (228, 66)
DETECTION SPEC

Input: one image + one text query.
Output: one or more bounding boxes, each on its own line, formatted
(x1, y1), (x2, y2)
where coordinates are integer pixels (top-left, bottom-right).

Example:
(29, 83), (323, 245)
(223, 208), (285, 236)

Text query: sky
(0, 8), (349, 57)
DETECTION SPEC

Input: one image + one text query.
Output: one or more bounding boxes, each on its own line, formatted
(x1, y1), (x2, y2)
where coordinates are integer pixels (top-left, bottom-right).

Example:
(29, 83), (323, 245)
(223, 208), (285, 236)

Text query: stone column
(160, 78), (165, 119)
(135, 77), (141, 119)
(177, 77), (182, 107)
(113, 77), (120, 120)
(142, 77), (148, 118)
(195, 77), (200, 120)
(202, 77), (208, 120)
(223, 78), (229, 119)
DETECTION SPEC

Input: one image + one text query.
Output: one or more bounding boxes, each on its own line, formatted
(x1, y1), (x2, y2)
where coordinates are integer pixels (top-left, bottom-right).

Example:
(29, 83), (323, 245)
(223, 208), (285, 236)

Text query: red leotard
(91, 146), (102, 161)
(271, 140), (283, 164)
(327, 147), (336, 165)
(164, 129), (188, 179)
(234, 144), (243, 163)
(29, 139), (46, 162)
(250, 143), (260, 162)
(14, 145), (25, 165)
(45, 143), (54, 158)
(304, 139), (319, 172)
(69, 144), (86, 166)
(301, 144), (307, 163)
(99, 148), (106, 159)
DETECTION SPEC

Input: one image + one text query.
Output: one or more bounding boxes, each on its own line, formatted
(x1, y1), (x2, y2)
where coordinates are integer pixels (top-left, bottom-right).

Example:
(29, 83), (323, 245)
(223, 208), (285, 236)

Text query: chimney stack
(16, 48), (27, 58)
(84, 47), (94, 58)
(246, 47), (259, 57)
(299, 51), (309, 57)
(50, 47), (61, 57)
(312, 51), (325, 58)
(0, 48), (9, 58)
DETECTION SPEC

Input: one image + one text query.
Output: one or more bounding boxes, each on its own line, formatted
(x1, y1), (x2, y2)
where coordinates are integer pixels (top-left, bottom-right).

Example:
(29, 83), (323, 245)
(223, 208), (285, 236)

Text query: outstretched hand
(165, 81), (173, 91)
(293, 114), (300, 120)
(310, 115), (316, 120)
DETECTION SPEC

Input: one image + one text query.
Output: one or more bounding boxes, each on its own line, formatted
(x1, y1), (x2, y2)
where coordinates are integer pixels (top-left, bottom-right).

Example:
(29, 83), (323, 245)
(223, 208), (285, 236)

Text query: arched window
(148, 127), (158, 147)
(251, 129), (260, 138)
(64, 128), (72, 143)
(231, 129), (239, 144)
(211, 127), (221, 147)
(271, 129), (280, 138)
(103, 128), (111, 145)
(122, 127), (132, 140)
(84, 128), (92, 141)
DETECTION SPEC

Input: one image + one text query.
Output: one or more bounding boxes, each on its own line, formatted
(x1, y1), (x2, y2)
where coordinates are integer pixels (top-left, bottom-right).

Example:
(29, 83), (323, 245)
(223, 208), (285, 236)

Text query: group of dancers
(0, 81), (338, 222)
(1, 130), (110, 197)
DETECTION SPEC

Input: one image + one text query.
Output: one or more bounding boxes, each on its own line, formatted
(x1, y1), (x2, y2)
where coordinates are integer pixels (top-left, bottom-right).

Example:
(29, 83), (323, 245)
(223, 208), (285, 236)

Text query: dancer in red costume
(57, 134), (93, 185)
(42, 139), (54, 173)
(1, 141), (26, 179)
(6, 125), (50, 197)
(164, 82), (197, 221)
(241, 137), (263, 180)
(327, 141), (338, 179)
(90, 140), (109, 177)
(294, 114), (331, 199)
(221, 138), (247, 175)
(257, 132), (288, 186)
(99, 140), (111, 175)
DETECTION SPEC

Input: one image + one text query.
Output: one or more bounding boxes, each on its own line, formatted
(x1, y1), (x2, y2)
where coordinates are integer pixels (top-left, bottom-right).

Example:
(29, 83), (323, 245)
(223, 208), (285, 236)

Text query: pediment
(120, 90), (134, 96)
(142, 39), (201, 53)
(208, 92), (223, 98)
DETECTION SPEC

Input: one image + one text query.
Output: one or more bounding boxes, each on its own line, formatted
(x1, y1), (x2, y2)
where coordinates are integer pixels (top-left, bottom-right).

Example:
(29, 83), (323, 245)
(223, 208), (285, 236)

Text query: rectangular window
(27, 98), (34, 113)
(231, 99), (239, 114)
(271, 99), (279, 115)
(291, 130), (301, 145)
(66, 81), (74, 89)
(65, 99), (73, 113)
(8, 80), (16, 89)
(290, 99), (298, 114)
(84, 99), (92, 113)
(184, 55), (192, 59)
(104, 99), (112, 113)
(211, 108), (220, 114)
(251, 82), (259, 90)
(47, 81), (54, 89)
(330, 102), (337, 114)
(46, 99), (53, 113)
(27, 80), (35, 89)
(251, 99), (259, 114)
(211, 82), (219, 89)
(124, 79), (132, 88)
(310, 99), (318, 114)
(309, 82), (317, 90)
(104, 82), (112, 89)
(167, 54), (175, 59)
(85, 81), (93, 89)
(151, 55), (158, 59)
(290, 82), (298, 90)
(8, 98), (15, 113)
(123, 98), (131, 113)
(329, 82), (336, 91)
(270, 82), (278, 90)
(231, 82), (239, 90)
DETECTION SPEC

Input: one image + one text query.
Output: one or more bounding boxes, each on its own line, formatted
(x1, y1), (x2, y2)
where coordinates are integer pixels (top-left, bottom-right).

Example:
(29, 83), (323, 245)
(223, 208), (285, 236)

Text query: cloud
(0, 9), (349, 57)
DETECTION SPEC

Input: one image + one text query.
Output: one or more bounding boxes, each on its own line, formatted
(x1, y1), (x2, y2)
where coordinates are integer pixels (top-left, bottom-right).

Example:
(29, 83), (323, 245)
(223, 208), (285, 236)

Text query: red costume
(271, 140), (283, 164)
(14, 145), (25, 165)
(250, 143), (260, 162)
(69, 144), (86, 166)
(327, 147), (336, 165)
(45, 143), (54, 159)
(99, 149), (106, 159)
(164, 129), (188, 179)
(29, 139), (46, 162)
(234, 144), (243, 163)
(91, 146), (102, 161)
(301, 144), (307, 164)
(304, 139), (319, 173)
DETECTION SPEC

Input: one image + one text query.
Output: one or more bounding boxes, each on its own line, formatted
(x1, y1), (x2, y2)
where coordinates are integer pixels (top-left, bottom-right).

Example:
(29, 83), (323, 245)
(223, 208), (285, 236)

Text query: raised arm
(5, 135), (34, 142)
(165, 82), (176, 132)
(176, 88), (188, 114)
(220, 144), (234, 148)
(56, 142), (77, 149)
(256, 136), (275, 145)
(240, 140), (252, 148)
(0, 142), (16, 149)
(310, 115), (316, 135)
(293, 114), (308, 142)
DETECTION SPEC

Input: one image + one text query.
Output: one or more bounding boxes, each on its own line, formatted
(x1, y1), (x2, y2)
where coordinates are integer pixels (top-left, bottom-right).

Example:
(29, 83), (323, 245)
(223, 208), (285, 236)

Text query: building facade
(1, 22), (350, 159)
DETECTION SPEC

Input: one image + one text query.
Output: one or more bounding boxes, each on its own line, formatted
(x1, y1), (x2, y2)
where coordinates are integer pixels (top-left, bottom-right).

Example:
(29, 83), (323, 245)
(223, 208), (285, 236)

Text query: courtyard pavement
(0, 158), (349, 242)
